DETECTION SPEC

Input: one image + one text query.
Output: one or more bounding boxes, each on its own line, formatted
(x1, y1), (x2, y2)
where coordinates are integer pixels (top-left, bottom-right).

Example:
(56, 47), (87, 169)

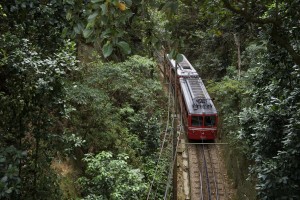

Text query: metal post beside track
(172, 61), (178, 200)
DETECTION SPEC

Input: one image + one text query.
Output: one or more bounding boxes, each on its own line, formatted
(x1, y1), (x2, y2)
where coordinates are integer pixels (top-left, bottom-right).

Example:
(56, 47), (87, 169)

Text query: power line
(164, 129), (181, 200)
(146, 59), (174, 200)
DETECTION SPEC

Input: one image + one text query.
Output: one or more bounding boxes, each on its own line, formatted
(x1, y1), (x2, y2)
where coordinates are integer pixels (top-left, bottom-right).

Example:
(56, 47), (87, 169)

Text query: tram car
(166, 54), (218, 140)
(167, 54), (199, 78)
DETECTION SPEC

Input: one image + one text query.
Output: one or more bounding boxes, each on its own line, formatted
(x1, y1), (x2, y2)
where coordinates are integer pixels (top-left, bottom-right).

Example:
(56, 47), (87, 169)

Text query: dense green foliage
(1, 14), (77, 198)
(0, 1), (169, 199)
(0, 1), (76, 199)
(64, 0), (172, 59)
(78, 152), (147, 200)
(1, 0), (299, 199)
(224, 1), (300, 198)
(65, 54), (169, 199)
(64, 0), (134, 58)
(239, 43), (300, 199)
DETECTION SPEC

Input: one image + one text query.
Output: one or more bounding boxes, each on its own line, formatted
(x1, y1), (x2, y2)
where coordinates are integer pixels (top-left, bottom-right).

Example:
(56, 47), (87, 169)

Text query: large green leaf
(88, 11), (99, 21)
(100, 3), (107, 15)
(102, 42), (113, 58)
(83, 29), (93, 38)
(73, 26), (80, 34)
(73, 23), (84, 34)
(101, 28), (112, 38)
(117, 41), (131, 55)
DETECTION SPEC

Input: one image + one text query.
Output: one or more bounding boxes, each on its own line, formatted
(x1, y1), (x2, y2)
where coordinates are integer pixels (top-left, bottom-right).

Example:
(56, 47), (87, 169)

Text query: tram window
(191, 116), (203, 126)
(182, 65), (191, 69)
(205, 116), (216, 126)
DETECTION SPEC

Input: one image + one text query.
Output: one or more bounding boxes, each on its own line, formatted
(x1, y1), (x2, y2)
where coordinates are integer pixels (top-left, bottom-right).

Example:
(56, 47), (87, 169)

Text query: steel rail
(206, 145), (220, 200)
(195, 145), (204, 200)
(200, 144), (212, 200)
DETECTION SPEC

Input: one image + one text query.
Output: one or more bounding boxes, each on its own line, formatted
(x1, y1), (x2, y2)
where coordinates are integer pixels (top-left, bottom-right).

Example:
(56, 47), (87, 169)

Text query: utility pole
(173, 61), (178, 200)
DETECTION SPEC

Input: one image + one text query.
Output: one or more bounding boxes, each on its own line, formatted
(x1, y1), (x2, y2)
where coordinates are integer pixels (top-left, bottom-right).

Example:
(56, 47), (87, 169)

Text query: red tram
(165, 54), (218, 140)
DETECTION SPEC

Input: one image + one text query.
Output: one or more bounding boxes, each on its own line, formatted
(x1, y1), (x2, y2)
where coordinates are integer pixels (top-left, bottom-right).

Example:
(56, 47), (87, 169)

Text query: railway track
(188, 144), (228, 200)
(155, 51), (233, 199)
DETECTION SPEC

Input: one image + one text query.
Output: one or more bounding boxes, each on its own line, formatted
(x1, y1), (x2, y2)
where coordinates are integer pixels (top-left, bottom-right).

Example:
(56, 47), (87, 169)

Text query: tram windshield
(204, 116), (216, 127)
(191, 116), (203, 126)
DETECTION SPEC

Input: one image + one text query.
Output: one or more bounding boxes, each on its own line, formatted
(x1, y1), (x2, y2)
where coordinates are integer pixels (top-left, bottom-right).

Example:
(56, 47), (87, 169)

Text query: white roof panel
(179, 77), (217, 115)
(167, 54), (199, 78)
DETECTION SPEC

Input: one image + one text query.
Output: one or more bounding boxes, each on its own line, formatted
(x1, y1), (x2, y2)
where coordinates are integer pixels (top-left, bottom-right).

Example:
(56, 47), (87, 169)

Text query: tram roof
(167, 54), (199, 77)
(179, 77), (217, 115)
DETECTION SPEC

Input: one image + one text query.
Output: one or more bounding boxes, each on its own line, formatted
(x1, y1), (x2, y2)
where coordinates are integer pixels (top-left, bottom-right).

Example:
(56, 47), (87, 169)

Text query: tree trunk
(234, 33), (241, 79)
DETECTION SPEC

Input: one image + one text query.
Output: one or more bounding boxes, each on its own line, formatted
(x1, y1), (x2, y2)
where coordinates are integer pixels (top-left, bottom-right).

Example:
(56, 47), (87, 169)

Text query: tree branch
(222, 0), (276, 24)
(271, 27), (300, 66)
(222, 0), (300, 65)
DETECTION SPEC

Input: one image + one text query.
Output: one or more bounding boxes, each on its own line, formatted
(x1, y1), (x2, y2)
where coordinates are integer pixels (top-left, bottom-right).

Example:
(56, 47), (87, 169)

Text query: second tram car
(166, 54), (218, 140)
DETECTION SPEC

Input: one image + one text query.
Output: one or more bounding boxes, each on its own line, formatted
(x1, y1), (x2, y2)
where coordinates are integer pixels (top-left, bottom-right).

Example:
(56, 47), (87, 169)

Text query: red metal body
(164, 54), (218, 141)
(187, 114), (218, 140)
